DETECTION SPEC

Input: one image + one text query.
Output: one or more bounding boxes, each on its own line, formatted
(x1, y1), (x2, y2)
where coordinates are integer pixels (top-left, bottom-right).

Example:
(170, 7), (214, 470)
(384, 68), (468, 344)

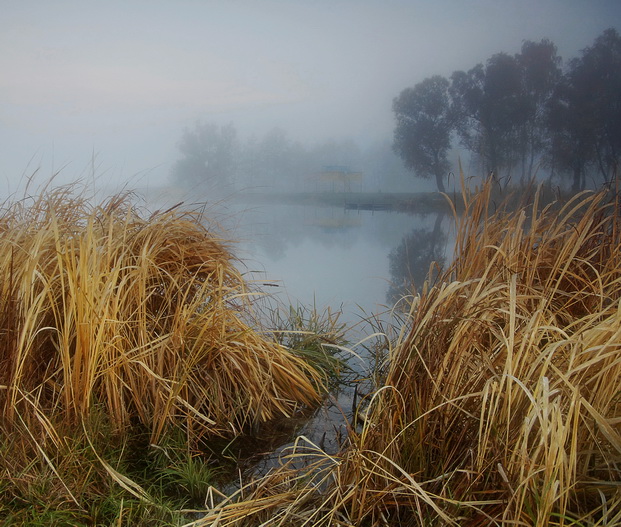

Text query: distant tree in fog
(516, 39), (562, 182)
(449, 41), (561, 183)
(450, 53), (524, 179)
(362, 140), (413, 192)
(547, 28), (621, 190)
(171, 122), (239, 193)
(237, 128), (311, 192)
(393, 76), (453, 193)
(546, 69), (596, 192)
(257, 128), (293, 186)
(255, 128), (308, 192)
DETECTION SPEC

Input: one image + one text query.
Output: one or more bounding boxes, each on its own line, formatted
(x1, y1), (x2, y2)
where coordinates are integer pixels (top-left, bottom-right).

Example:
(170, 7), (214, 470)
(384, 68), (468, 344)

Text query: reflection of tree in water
(387, 213), (447, 305)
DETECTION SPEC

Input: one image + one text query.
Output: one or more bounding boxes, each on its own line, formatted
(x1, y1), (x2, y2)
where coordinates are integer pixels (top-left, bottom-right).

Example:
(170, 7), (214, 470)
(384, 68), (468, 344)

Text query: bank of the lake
(235, 189), (454, 214)
(195, 181), (621, 527)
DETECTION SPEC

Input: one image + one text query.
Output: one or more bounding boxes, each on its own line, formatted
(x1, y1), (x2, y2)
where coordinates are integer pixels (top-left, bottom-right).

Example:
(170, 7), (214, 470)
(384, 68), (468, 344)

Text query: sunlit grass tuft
(0, 185), (324, 440)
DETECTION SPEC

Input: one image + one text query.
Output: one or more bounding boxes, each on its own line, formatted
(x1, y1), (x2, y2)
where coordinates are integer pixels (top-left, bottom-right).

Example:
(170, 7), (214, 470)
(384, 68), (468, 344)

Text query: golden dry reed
(0, 186), (323, 443)
(196, 177), (621, 526)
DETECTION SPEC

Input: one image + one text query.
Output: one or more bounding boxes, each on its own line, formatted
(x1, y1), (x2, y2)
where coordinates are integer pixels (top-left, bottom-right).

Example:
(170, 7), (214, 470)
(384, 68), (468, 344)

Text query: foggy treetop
(392, 28), (621, 192)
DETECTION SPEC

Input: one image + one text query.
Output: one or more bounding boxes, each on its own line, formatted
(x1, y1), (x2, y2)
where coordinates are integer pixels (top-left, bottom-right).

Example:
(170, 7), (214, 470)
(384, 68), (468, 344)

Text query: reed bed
(196, 179), (621, 526)
(0, 186), (323, 443)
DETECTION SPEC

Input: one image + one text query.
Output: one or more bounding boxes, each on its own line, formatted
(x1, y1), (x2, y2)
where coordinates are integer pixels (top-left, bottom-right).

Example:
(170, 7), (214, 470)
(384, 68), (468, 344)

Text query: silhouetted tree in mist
(393, 76), (454, 193)
(517, 39), (562, 182)
(259, 128), (307, 191)
(547, 28), (621, 190)
(172, 122), (239, 193)
(546, 73), (595, 192)
(450, 53), (524, 179)
(393, 29), (619, 191)
(449, 41), (561, 183)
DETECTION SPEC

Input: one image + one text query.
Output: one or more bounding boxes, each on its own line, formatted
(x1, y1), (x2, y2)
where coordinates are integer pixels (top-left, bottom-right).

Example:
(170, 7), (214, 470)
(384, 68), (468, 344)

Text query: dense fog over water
(2, 1), (620, 318)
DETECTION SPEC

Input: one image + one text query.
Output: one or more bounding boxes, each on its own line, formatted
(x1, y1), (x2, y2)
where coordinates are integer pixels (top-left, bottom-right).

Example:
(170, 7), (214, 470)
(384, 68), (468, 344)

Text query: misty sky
(1, 0), (620, 193)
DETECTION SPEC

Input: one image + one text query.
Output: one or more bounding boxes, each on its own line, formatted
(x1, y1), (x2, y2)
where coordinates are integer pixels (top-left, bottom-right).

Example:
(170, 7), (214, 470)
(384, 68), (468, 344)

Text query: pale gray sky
(1, 0), (619, 192)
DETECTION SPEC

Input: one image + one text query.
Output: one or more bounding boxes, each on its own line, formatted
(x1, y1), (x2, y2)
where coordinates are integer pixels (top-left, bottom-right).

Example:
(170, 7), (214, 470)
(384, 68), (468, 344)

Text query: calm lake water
(227, 199), (453, 330)
(139, 187), (453, 324)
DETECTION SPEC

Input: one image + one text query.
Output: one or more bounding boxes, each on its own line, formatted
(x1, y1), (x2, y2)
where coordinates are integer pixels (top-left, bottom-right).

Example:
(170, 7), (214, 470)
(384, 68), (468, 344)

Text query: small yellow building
(308, 165), (363, 192)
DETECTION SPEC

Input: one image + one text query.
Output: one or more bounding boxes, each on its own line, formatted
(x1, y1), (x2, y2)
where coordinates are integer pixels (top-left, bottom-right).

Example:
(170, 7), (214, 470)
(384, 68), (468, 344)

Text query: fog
(2, 0), (620, 195)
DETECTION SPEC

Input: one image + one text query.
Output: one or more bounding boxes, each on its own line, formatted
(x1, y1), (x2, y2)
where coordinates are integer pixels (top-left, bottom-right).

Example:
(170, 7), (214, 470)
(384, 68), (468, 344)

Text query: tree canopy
(393, 76), (453, 192)
(172, 122), (239, 194)
(171, 125), (413, 194)
(393, 28), (620, 191)
(548, 28), (621, 190)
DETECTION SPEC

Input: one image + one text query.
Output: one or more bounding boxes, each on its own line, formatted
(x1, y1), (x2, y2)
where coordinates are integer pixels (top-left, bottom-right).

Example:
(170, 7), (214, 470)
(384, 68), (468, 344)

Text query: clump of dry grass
(357, 179), (621, 525)
(0, 185), (323, 443)
(196, 178), (621, 526)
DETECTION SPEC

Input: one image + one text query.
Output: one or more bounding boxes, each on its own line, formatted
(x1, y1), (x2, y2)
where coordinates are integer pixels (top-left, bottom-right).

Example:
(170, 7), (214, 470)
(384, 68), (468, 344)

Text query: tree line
(171, 124), (414, 195)
(393, 28), (621, 192)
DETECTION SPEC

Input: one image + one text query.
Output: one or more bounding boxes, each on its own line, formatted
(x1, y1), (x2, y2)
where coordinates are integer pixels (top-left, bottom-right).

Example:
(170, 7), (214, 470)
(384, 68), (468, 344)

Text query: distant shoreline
(234, 190), (454, 214)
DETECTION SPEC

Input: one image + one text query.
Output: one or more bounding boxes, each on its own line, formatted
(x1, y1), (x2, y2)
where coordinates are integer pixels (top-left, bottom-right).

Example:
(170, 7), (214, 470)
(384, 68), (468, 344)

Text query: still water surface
(227, 200), (453, 329)
(141, 189), (454, 469)
(217, 199), (454, 473)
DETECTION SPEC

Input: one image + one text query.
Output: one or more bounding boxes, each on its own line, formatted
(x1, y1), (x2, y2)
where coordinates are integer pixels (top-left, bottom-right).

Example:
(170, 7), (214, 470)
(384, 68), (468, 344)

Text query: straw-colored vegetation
(3, 176), (620, 526)
(0, 184), (330, 524)
(193, 178), (621, 526)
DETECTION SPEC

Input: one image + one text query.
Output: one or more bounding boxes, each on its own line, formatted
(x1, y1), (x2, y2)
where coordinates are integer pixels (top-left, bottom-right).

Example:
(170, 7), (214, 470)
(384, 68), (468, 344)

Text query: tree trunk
(572, 165), (582, 193)
(435, 170), (446, 193)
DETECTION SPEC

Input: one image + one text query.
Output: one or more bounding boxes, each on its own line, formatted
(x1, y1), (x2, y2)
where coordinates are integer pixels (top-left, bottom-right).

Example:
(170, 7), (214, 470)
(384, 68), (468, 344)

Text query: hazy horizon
(2, 0), (620, 195)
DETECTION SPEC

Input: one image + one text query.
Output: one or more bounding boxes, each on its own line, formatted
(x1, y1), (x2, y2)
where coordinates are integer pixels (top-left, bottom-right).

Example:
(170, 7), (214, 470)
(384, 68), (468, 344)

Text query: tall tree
(393, 75), (453, 193)
(451, 53), (524, 179)
(546, 71), (594, 192)
(171, 122), (239, 193)
(546, 28), (621, 190)
(516, 39), (562, 182)
(574, 28), (621, 182)
(259, 128), (309, 192)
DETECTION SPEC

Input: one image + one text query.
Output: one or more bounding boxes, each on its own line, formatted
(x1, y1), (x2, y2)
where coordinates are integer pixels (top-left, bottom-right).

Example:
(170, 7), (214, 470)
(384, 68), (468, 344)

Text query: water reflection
(137, 189), (454, 480)
(387, 212), (448, 305)
(228, 200), (452, 327)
